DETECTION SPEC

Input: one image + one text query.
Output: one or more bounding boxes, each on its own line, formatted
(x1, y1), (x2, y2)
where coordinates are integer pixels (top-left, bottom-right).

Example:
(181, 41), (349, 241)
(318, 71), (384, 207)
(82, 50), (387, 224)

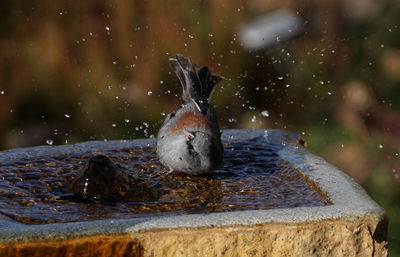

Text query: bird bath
(0, 129), (387, 256)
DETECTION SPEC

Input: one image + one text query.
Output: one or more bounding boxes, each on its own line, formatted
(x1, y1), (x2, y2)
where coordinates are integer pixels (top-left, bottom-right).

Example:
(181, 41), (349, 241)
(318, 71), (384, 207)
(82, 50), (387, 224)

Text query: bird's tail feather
(169, 54), (223, 110)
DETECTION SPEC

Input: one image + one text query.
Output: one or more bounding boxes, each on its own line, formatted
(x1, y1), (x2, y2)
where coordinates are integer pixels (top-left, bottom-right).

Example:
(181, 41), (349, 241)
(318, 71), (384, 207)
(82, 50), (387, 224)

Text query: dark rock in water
(68, 155), (157, 202)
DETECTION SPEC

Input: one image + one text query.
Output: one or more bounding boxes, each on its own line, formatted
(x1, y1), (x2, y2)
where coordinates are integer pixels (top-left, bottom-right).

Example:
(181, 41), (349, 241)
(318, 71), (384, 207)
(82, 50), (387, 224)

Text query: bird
(156, 54), (224, 175)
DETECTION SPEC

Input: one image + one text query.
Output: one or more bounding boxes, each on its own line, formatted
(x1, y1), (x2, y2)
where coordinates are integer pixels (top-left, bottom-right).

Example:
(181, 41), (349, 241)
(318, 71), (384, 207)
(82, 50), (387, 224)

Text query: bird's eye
(169, 113), (175, 119)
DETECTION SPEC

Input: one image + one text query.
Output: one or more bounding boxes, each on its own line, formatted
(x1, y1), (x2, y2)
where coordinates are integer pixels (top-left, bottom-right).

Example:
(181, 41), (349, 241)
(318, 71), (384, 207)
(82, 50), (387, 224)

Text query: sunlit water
(0, 136), (331, 224)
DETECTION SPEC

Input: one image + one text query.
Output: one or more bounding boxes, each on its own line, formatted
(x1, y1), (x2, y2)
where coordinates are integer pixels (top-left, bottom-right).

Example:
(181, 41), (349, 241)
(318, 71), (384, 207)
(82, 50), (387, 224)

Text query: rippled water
(0, 136), (331, 224)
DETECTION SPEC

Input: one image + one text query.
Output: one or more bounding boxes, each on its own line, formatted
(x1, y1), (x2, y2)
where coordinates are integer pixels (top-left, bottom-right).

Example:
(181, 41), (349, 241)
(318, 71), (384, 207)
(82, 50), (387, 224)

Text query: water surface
(0, 135), (331, 224)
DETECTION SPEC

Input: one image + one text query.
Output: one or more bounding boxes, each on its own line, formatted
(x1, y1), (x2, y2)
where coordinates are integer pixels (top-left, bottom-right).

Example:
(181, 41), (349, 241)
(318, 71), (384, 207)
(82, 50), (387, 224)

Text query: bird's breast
(170, 112), (211, 135)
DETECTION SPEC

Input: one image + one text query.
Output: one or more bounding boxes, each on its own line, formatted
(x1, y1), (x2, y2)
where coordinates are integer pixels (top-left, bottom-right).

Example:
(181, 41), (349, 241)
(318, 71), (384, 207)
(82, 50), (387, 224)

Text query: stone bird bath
(0, 129), (387, 256)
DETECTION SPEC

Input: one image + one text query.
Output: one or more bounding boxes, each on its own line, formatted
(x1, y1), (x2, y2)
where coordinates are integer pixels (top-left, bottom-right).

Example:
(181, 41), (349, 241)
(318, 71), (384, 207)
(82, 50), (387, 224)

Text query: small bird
(156, 54), (224, 175)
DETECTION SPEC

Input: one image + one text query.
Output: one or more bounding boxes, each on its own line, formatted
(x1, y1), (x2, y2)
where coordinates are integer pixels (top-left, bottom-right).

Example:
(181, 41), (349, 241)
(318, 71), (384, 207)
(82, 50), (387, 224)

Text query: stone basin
(0, 129), (387, 256)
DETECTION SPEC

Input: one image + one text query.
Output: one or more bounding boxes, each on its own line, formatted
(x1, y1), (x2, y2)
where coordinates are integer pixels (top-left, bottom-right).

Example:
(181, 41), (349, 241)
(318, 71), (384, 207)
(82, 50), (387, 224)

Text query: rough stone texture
(0, 235), (143, 257)
(132, 220), (387, 257)
(0, 219), (387, 257)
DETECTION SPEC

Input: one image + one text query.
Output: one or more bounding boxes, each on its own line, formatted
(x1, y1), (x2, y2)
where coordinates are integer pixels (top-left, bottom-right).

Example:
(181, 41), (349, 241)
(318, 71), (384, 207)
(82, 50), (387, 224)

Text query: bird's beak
(184, 128), (194, 141)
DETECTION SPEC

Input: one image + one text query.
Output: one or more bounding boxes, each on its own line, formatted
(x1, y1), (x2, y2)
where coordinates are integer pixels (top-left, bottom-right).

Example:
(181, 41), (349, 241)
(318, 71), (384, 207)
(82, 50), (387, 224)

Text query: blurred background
(1, 0), (399, 255)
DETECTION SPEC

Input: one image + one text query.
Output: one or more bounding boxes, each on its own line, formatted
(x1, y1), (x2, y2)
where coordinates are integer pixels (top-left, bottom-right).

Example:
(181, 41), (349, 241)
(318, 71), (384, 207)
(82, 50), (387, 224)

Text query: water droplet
(105, 26), (110, 31)
(112, 61), (117, 65)
(208, 33), (213, 37)
(83, 177), (89, 196)
(161, 112), (166, 116)
(108, 85), (112, 90)
(112, 123), (117, 128)
(261, 110), (270, 118)
(251, 116), (257, 123)
(188, 34), (194, 39)
(46, 140), (53, 145)
(147, 91), (152, 96)
(378, 144), (383, 149)
(277, 76), (283, 80)
(124, 119), (130, 123)
(160, 80), (164, 84)
(64, 114), (70, 118)
(0, 91), (4, 95)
